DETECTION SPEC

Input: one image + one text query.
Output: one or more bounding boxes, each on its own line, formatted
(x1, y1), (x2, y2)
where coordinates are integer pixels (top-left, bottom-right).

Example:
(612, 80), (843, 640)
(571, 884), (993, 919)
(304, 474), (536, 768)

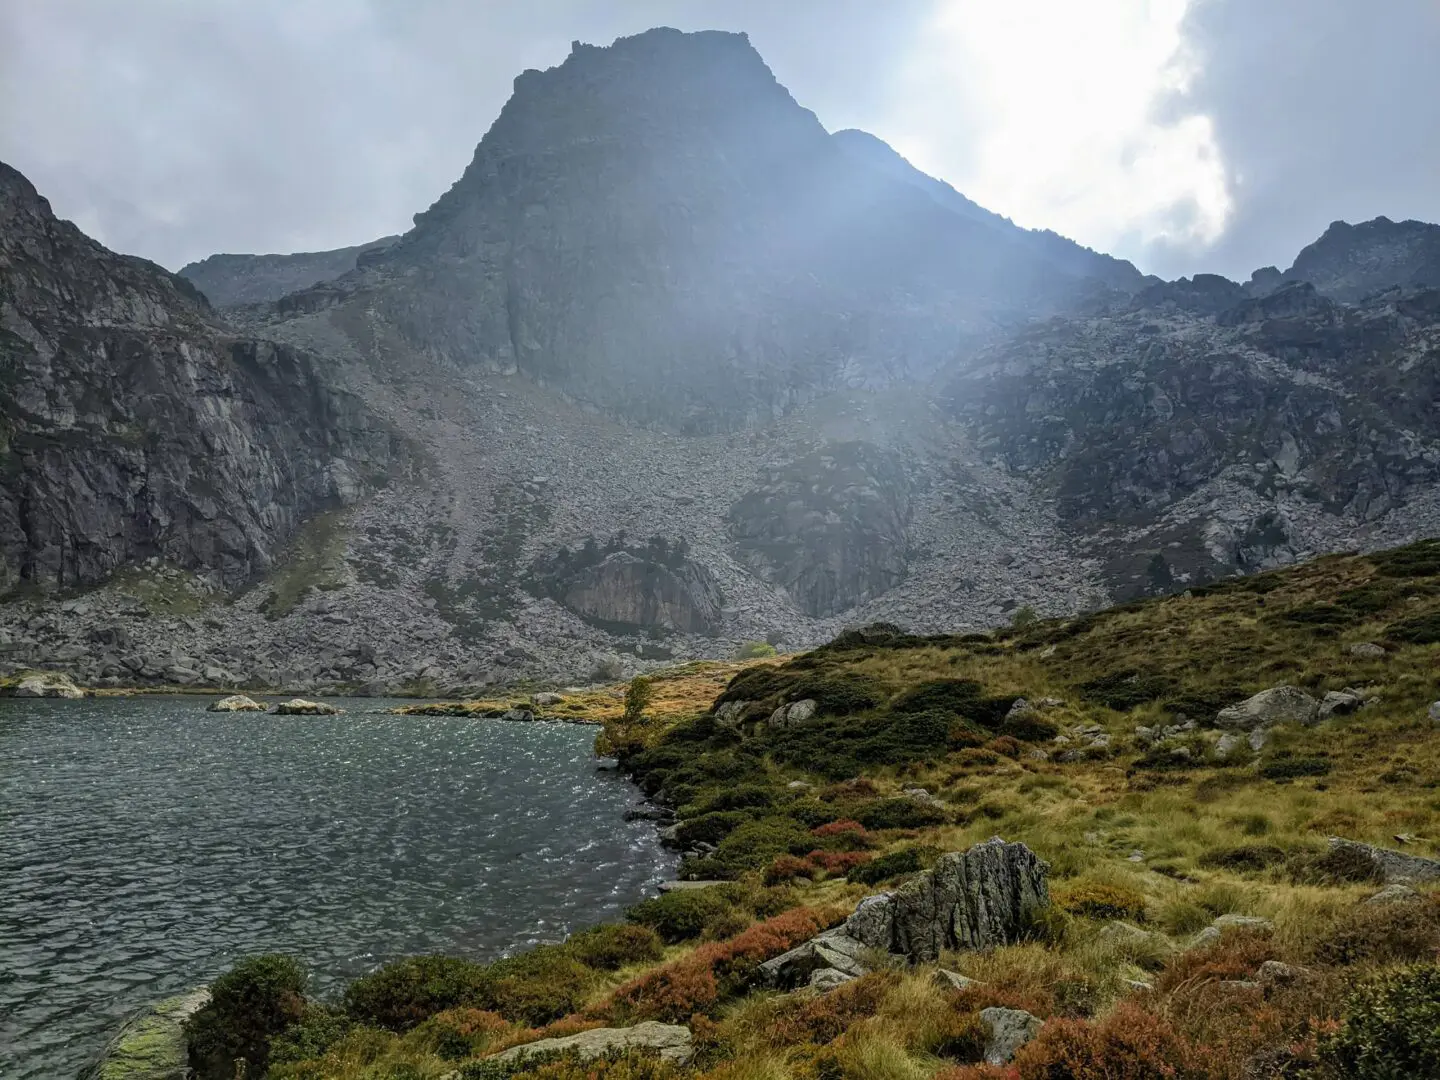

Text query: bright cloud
(885, 0), (1231, 260)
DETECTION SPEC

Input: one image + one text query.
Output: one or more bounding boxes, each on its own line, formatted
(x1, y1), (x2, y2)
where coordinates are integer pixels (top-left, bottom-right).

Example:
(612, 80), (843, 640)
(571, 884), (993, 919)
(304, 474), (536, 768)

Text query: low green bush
(1078, 670), (1179, 711)
(682, 784), (777, 816)
(735, 641), (778, 659)
(854, 797), (949, 830)
(1259, 754), (1331, 780)
(1369, 537), (1440, 578)
(565, 923), (665, 970)
(684, 816), (817, 879)
(480, 947), (594, 1025)
(675, 811), (749, 847)
(626, 888), (734, 943)
(997, 710), (1060, 742)
(343, 955), (489, 1031)
(1318, 964), (1440, 1078)
(1386, 613), (1440, 645)
(1311, 899), (1440, 967)
(266, 1004), (359, 1067)
(185, 954), (308, 1079)
(1198, 844), (1289, 872)
(846, 846), (931, 884)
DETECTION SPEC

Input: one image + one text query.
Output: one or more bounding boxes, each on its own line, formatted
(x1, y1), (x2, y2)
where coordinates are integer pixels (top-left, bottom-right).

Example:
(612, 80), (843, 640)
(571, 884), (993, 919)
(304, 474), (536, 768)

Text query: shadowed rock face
(729, 441), (911, 618)
(177, 236), (398, 307)
(0, 162), (400, 592)
(558, 551), (723, 634)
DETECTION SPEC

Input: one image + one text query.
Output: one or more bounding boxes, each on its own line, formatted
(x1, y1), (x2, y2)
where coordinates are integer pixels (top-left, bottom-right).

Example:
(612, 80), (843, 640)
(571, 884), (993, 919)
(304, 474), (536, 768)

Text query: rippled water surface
(0, 697), (675, 1079)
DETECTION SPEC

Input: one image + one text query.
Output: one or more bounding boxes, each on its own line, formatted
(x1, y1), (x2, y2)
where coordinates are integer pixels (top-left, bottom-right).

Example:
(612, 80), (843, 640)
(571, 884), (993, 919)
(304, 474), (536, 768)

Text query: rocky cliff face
(947, 282), (1440, 597)
(177, 236), (398, 307)
(0, 162), (400, 593)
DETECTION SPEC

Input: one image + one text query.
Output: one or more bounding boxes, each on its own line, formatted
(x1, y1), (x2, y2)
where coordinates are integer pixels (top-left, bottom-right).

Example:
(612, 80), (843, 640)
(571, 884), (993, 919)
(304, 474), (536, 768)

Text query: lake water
(0, 697), (675, 1079)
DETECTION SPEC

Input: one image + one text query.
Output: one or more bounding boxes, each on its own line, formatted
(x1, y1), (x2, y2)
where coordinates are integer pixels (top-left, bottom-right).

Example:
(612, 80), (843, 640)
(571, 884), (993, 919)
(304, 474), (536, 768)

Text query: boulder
(491, 1021), (693, 1065)
(78, 987), (210, 1080)
(808, 967), (856, 993)
(980, 1007), (1042, 1066)
(1257, 960), (1309, 986)
(760, 838), (1049, 985)
(532, 691), (565, 707)
(1213, 914), (1273, 933)
(1347, 642), (1386, 658)
(272, 698), (344, 715)
(1214, 686), (1318, 730)
(1318, 690), (1363, 720)
(500, 708), (536, 722)
(1365, 883), (1423, 905)
(1327, 837), (1440, 883)
(1429, 701), (1440, 724)
(714, 700), (749, 727)
(933, 969), (983, 992)
(3, 671), (85, 698)
(207, 694), (264, 713)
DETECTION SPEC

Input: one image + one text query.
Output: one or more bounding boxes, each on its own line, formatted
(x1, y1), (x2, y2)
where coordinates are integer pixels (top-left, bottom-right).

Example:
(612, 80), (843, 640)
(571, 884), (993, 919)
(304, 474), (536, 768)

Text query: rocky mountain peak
(1274, 215), (1440, 300)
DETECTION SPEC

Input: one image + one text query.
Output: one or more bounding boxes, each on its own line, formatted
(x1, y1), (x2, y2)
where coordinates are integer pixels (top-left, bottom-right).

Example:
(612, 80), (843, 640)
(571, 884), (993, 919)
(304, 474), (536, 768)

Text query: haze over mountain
(1, 27), (1437, 696)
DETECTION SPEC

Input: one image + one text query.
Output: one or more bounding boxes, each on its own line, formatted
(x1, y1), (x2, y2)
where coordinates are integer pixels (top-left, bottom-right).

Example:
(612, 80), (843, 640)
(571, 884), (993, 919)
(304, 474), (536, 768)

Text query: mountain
(0, 27), (1437, 696)
(1249, 216), (1440, 300)
(177, 235), (399, 307)
(274, 29), (1134, 432)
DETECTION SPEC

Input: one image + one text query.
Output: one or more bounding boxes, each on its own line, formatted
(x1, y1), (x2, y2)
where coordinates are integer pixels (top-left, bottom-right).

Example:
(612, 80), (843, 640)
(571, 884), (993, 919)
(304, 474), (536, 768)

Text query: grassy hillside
(192, 540), (1440, 1080)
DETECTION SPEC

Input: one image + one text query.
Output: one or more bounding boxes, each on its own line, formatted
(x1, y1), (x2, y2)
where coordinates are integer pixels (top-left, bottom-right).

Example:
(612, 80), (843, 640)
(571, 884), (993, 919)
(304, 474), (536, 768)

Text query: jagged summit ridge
(276, 27), (1122, 431)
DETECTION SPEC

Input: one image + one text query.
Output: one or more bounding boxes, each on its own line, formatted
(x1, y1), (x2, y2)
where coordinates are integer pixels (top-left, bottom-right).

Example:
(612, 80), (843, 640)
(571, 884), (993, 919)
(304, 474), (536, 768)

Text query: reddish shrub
(812, 819), (867, 839)
(985, 736), (1024, 759)
(764, 854), (816, 885)
(598, 906), (845, 1023)
(806, 850), (872, 877)
(1009, 1003), (1203, 1079)
(1154, 928), (1276, 995)
(486, 1014), (605, 1054)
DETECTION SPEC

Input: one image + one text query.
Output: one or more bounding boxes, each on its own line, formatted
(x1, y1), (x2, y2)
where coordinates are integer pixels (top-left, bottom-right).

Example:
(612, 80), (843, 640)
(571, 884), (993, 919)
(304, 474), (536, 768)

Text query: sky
(1, 0), (1437, 280)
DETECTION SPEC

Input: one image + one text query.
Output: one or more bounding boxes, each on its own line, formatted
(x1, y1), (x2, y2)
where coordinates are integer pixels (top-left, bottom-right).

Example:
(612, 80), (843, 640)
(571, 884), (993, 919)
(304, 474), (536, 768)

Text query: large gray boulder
(1328, 837), (1440, 883)
(491, 1021), (693, 1065)
(273, 698), (344, 715)
(1214, 686), (1318, 730)
(207, 694), (264, 712)
(759, 838), (1049, 986)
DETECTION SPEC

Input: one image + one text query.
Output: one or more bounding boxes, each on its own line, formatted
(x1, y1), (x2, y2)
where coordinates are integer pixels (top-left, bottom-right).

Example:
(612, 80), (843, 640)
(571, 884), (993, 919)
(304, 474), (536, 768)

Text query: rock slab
(272, 698), (343, 715)
(491, 1021), (693, 1065)
(1214, 686), (1318, 730)
(207, 694), (264, 712)
(79, 987), (210, 1080)
(980, 1007), (1042, 1065)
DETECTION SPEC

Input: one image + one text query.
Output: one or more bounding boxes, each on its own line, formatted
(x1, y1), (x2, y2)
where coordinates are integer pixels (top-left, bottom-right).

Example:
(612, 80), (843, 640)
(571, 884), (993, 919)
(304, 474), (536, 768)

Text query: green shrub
(736, 641), (778, 659)
(480, 947), (595, 1026)
(343, 955), (489, 1031)
(1078, 670), (1179, 711)
(683, 784), (777, 816)
(626, 889), (733, 943)
(888, 679), (1011, 726)
(565, 924), (665, 971)
(1288, 844), (1383, 886)
(688, 817), (817, 879)
(675, 811), (749, 847)
(1369, 538), (1440, 578)
(1311, 899), (1440, 966)
(1011, 605), (1038, 628)
(1198, 844), (1289, 872)
(1318, 964), (1440, 1078)
(846, 846), (930, 884)
(266, 1004), (358, 1066)
(854, 797), (949, 830)
(998, 710), (1060, 742)
(185, 954), (308, 1079)
(1386, 613), (1440, 645)
(1259, 754), (1331, 780)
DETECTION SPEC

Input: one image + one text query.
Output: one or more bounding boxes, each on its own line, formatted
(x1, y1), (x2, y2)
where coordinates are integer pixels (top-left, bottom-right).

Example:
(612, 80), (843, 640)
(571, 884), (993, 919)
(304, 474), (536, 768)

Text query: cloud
(881, 0), (1231, 268)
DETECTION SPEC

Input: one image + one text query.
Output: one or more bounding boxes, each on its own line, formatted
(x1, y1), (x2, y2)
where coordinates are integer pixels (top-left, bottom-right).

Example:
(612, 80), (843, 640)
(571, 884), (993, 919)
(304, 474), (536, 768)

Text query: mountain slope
(0, 161), (400, 593)
(270, 28), (1124, 432)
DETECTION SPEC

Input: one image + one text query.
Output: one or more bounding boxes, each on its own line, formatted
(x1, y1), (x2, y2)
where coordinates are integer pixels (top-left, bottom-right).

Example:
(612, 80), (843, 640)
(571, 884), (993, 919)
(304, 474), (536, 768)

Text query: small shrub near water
(847, 846), (931, 885)
(626, 888), (735, 943)
(566, 924), (665, 970)
(344, 955), (489, 1031)
(186, 954), (308, 1079)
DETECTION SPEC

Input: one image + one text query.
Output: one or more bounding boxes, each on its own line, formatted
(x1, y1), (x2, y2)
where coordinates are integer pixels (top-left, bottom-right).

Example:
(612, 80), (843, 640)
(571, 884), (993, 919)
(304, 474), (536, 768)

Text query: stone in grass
(491, 1021), (693, 1065)
(272, 698), (344, 715)
(1429, 701), (1440, 724)
(1347, 642), (1386, 659)
(980, 1007), (1042, 1065)
(1365, 883), (1423, 905)
(79, 986), (210, 1080)
(531, 691), (565, 707)
(808, 967), (856, 993)
(933, 968), (983, 992)
(1327, 837), (1440, 884)
(207, 694), (264, 712)
(1214, 686), (1318, 730)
